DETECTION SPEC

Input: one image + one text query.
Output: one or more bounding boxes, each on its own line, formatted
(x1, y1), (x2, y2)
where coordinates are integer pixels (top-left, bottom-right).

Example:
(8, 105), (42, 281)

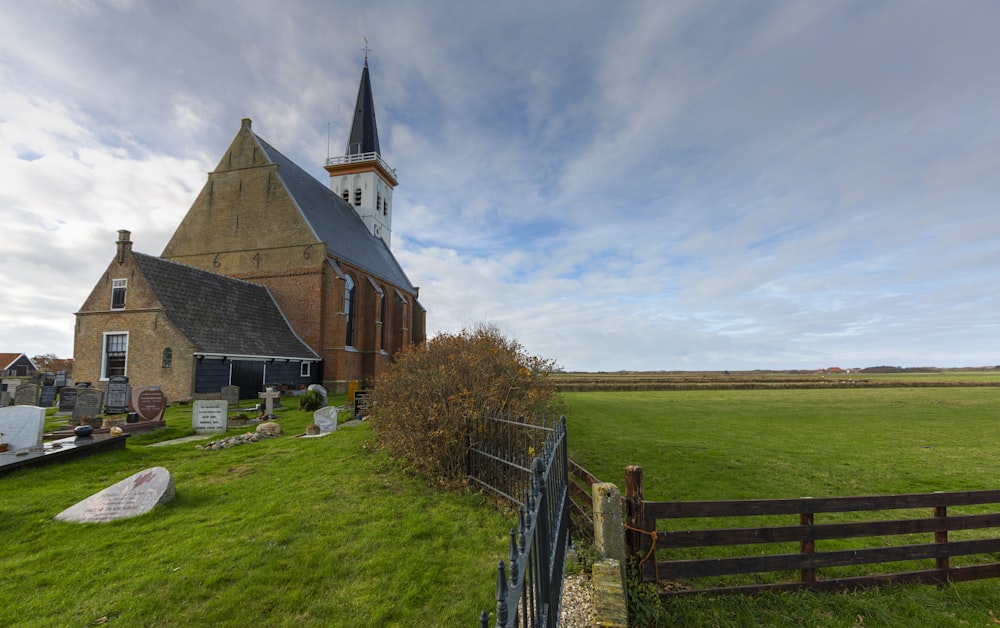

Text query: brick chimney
(116, 229), (132, 264)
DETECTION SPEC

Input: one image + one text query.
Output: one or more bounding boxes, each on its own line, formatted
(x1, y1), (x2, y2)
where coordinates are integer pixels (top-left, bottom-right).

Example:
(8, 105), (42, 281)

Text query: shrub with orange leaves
(369, 323), (561, 486)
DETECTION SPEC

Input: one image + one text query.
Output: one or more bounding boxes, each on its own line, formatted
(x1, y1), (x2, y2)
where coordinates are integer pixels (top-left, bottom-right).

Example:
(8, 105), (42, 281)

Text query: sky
(1, 1), (998, 372)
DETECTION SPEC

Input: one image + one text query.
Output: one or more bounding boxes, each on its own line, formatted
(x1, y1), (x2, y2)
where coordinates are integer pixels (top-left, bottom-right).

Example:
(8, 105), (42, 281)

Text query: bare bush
(369, 323), (561, 485)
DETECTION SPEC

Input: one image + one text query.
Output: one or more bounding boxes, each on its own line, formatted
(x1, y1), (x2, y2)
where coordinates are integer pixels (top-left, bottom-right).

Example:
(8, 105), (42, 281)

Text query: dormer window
(111, 278), (127, 310)
(349, 142), (361, 155)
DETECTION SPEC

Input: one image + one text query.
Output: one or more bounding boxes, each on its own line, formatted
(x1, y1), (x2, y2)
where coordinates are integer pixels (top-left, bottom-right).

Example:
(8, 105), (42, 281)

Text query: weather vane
(362, 37), (371, 63)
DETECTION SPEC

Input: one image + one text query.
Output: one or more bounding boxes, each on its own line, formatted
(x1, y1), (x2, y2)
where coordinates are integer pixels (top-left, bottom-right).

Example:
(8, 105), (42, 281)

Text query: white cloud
(1, 1), (999, 370)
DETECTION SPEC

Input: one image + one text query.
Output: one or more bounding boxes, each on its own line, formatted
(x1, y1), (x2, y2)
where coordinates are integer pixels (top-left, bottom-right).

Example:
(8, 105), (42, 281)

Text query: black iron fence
(470, 414), (569, 627)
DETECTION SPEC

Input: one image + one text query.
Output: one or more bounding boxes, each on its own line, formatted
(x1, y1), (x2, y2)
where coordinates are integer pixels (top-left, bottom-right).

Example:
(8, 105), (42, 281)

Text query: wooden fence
(567, 460), (600, 531)
(624, 465), (1000, 597)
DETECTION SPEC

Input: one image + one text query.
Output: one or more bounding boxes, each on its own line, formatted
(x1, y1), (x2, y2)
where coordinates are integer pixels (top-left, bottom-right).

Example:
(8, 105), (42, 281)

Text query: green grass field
(563, 383), (1000, 626)
(1, 399), (510, 627)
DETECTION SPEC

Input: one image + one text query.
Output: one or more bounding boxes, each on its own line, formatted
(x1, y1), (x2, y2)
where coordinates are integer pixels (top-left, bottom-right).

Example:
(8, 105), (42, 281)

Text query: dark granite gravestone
(131, 387), (167, 422)
(73, 388), (104, 422)
(353, 390), (372, 419)
(14, 383), (40, 406)
(220, 385), (240, 408)
(58, 387), (78, 415)
(105, 376), (131, 414)
(54, 466), (176, 523)
(55, 371), (68, 388)
(39, 385), (58, 408)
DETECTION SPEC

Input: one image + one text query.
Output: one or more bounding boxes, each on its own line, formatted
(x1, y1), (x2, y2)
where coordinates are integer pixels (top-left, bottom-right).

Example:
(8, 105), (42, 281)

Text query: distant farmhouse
(73, 60), (426, 400)
(0, 353), (37, 377)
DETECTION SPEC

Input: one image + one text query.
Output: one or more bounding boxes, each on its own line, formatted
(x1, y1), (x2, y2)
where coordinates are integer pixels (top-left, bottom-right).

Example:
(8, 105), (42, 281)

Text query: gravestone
(193, 400), (227, 434)
(58, 387), (78, 415)
(307, 384), (328, 408)
(131, 387), (167, 422)
(54, 466), (176, 523)
(220, 385), (240, 409)
(2, 378), (20, 398)
(0, 405), (46, 451)
(39, 385), (58, 408)
(258, 387), (281, 417)
(0, 391), (10, 408)
(313, 407), (338, 433)
(73, 388), (104, 422)
(353, 390), (372, 419)
(55, 371), (68, 388)
(105, 376), (131, 414)
(14, 383), (41, 406)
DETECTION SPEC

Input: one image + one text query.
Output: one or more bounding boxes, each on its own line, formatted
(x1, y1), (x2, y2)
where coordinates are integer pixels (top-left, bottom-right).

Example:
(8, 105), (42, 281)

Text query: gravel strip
(560, 573), (595, 627)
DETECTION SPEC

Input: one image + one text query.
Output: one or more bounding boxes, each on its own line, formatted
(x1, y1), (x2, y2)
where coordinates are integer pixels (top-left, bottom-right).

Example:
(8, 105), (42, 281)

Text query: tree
(368, 323), (561, 485)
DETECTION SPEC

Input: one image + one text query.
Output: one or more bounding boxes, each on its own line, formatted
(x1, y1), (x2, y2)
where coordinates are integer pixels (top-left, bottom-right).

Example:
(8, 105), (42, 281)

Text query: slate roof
(347, 61), (381, 155)
(132, 253), (319, 360)
(253, 135), (417, 295)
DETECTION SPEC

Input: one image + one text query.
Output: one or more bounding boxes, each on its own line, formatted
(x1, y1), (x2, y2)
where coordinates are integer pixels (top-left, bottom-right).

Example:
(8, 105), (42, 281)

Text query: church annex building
(73, 61), (426, 400)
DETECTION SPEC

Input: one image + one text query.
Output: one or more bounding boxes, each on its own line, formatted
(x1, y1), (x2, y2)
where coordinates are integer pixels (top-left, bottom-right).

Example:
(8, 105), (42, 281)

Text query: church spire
(326, 51), (398, 247)
(346, 59), (381, 156)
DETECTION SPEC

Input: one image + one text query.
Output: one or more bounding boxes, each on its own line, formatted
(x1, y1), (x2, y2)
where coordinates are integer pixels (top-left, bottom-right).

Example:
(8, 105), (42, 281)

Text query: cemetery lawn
(564, 386), (1000, 626)
(1, 399), (510, 627)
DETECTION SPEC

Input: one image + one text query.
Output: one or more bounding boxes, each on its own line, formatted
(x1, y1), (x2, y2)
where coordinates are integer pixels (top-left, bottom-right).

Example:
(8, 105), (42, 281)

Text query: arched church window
(354, 188), (362, 207)
(341, 189), (350, 203)
(162, 348), (173, 368)
(344, 275), (356, 347)
(379, 291), (387, 351)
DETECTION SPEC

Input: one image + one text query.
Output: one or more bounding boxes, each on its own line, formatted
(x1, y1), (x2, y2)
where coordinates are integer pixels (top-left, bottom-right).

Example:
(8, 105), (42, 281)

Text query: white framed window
(101, 332), (128, 379)
(300, 362), (311, 377)
(111, 278), (127, 310)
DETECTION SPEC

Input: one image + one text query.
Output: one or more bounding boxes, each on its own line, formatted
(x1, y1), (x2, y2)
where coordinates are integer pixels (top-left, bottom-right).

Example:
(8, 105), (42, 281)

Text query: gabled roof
(132, 253), (319, 360)
(346, 61), (381, 156)
(0, 353), (33, 371)
(253, 134), (417, 294)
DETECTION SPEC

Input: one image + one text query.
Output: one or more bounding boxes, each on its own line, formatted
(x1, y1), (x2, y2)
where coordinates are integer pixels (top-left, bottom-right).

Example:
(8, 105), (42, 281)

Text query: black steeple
(346, 60), (381, 156)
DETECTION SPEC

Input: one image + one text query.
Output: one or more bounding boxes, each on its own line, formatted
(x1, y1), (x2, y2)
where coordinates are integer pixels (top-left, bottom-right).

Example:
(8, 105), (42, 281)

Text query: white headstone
(54, 466), (176, 523)
(193, 400), (228, 434)
(0, 405), (45, 451)
(313, 407), (338, 434)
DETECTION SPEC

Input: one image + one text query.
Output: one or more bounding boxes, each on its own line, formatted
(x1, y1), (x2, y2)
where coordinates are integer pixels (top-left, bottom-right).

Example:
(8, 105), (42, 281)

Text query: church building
(73, 60), (426, 400)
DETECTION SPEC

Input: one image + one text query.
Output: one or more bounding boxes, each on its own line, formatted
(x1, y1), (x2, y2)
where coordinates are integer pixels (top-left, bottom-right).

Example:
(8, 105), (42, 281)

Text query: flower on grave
(109, 427), (124, 437)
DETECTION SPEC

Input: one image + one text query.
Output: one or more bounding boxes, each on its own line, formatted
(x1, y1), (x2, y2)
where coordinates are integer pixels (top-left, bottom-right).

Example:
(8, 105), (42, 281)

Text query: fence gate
(469, 414), (569, 628)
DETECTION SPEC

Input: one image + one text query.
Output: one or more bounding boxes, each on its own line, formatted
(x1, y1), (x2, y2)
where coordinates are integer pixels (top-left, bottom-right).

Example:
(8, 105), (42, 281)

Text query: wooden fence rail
(567, 459), (600, 530)
(624, 465), (1000, 597)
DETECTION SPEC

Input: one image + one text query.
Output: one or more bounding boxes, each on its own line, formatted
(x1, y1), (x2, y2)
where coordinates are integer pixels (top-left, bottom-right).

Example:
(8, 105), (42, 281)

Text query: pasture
(563, 382), (1000, 626)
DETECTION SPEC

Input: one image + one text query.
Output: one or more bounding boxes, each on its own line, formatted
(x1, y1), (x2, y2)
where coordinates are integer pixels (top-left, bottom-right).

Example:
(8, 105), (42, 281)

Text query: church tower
(325, 56), (398, 247)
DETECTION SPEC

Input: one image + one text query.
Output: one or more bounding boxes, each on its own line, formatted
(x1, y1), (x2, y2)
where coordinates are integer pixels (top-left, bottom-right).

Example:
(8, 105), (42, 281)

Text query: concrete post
(593, 483), (627, 574)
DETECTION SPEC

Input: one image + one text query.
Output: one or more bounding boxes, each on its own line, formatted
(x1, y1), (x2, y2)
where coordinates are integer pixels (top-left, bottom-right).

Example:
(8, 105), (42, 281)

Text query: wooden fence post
(935, 504), (949, 577)
(625, 465), (652, 579)
(800, 498), (816, 583)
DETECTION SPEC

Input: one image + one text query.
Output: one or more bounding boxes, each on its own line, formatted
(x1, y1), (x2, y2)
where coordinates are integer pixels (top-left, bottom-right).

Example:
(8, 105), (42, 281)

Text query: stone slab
(54, 466), (175, 523)
(73, 388), (103, 421)
(313, 407), (338, 434)
(0, 434), (129, 478)
(0, 405), (45, 451)
(14, 383), (41, 406)
(193, 400), (228, 434)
